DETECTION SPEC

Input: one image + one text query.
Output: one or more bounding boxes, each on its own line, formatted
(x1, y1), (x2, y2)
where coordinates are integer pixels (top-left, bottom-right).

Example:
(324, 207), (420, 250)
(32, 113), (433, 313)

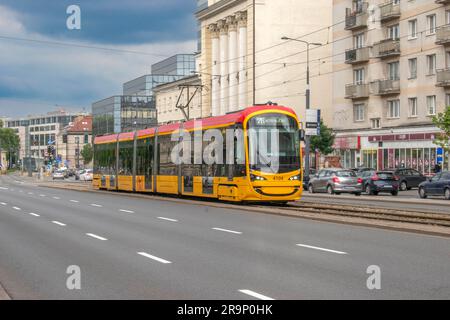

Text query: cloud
(0, 4), (197, 117)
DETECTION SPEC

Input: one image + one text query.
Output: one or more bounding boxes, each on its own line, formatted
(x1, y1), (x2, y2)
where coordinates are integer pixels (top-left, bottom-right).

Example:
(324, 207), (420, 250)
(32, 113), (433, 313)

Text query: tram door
(145, 139), (154, 190)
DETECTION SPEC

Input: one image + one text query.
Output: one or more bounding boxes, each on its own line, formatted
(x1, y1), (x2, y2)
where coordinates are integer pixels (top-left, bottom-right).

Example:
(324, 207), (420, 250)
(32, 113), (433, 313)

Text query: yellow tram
(93, 105), (303, 203)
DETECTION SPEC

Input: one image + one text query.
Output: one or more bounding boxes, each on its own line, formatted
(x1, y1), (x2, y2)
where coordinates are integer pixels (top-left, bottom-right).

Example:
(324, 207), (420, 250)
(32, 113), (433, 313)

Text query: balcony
(345, 47), (370, 64)
(436, 69), (450, 87)
(379, 2), (401, 22)
(372, 39), (400, 58)
(436, 0), (450, 5)
(436, 25), (450, 45)
(371, 79), (400, 95)
(345, 83), (370, 99)
(345, 3), (369, 31)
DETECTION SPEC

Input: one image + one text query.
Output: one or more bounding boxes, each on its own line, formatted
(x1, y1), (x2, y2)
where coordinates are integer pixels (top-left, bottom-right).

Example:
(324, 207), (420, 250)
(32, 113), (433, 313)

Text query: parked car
(359, 170), (399, 196)
(79, 169), (93, 181)
(386, 168), (427, 191)
(75, 169), (85, 181)
(302, 168), (317, 190)
(351, 167), (374, 175)
(308, 168), (362, 195)
(52, 170), (65, 180)
(418, 171), (450, 200)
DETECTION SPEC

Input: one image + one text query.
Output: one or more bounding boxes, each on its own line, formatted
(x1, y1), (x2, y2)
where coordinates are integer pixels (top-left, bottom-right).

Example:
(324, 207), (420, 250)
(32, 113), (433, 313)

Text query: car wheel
(391, 190), (398, 196)
(365, 184), (373, 195)
(354, 193), (361, 196)
(327, 185), (334, 195)
(445, 188), (450, 200)
(308, 184), (314, 194)
(419, 187), (427, 199)
(373, 191), (379, 196)
(400, 181), (407, 191)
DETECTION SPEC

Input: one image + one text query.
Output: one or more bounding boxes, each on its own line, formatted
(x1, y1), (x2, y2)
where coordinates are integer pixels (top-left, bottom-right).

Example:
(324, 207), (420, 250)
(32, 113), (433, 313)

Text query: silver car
(308, 168), (362, 195)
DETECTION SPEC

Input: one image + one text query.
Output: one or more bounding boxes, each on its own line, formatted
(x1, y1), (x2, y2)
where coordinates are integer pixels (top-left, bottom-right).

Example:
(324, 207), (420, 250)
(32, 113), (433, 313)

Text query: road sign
(305, 109), (321, 136)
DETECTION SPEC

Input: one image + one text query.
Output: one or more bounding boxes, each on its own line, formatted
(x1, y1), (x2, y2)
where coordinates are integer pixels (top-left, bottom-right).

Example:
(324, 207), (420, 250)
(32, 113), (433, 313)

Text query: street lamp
(281, 36), (322, 178)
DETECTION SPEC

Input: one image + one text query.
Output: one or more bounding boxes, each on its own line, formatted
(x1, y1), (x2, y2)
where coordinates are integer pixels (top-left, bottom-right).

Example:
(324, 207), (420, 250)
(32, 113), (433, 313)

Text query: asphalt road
(1, 175), (450, 299)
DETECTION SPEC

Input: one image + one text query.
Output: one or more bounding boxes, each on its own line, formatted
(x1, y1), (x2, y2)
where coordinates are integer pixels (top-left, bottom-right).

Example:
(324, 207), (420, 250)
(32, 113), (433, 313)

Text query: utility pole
(75, 136), (80, 169)
(281, 37), (322, 178)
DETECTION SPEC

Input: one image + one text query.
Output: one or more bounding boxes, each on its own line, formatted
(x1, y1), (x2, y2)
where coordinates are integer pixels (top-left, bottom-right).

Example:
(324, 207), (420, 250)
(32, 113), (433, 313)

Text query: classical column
(218, 19), (229, 115)
(209, 24), (220, 117)
(227, 16), (239, 112)
(237, 11), (248, 109)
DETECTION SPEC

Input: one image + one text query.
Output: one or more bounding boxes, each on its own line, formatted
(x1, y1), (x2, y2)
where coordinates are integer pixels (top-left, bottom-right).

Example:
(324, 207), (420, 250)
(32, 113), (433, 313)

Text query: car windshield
(248, 113), (300, 174)
(336, 171), (356, 177)
(377, 172), (394, 180)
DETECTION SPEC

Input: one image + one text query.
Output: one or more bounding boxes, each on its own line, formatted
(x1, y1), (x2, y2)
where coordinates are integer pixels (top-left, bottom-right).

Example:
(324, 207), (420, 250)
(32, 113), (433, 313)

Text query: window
(447, 10), (450, 25)
(388, 61), (399, 80)
(408, 58), (417, 79)
(62, 135), (68, 144)
(387, 100), (400, 118)
(371, 118), (381, 129)
(353, 104), (365, 122)
(354, 33), (365, 49)
(408, 19), (417, 39)
(446, 94), (450, 107)
(427, 14), (436, 35)
(427, 54), (436, 75)
(408, 97), (418, 117)
(354, 68), (365, 84)
(388, 24), (400, 40)
(427, 95), (436, 115)
(84, 134), (89, 144)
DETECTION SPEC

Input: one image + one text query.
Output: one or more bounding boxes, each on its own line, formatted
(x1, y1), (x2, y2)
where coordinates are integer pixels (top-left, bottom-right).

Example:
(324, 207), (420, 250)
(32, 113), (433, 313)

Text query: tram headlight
(289, 175), (301, 181)
(250, 174), (267, 181)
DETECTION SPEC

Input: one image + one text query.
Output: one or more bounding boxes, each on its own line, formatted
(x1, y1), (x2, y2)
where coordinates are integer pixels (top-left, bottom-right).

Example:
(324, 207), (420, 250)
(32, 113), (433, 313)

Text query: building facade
(58, 115), (93, 168)
(154, 75), (203, 124)
(332, 0), (449, 173)
(195, 0), (333, 125)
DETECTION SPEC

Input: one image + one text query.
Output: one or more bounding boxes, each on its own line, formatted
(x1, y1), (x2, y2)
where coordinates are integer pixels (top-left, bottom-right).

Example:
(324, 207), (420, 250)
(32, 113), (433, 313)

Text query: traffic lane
(2, 186), (450, 298)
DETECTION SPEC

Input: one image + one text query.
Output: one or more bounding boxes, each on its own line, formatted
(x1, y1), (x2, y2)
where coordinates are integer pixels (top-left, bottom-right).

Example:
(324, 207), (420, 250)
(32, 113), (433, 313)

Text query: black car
(386, 168), (427, 191)
(418, 171), (450, 200)
(359, 170), (399, 196)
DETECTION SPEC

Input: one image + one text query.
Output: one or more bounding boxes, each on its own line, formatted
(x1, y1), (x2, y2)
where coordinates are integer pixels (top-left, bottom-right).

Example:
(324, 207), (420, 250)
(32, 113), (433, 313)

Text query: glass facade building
(92, 96), (157, 136)
(151, 54), (196, 77)
(123, 74), (186, 96)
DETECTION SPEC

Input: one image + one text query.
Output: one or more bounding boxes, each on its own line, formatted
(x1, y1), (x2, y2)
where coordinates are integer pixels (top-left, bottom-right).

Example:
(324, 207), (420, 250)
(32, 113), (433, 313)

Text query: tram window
(136, 138), (153, 176)
(119, 141), (134, 175)
(158, 134), (177, 175)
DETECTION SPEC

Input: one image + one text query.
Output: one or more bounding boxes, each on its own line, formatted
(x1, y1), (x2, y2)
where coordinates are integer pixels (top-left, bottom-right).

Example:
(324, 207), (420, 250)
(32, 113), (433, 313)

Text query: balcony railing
(345, 83), (370, 99)
(372, 39), (400, 58)
(436, 69), (450, 87)
(436, 0), (450, 5)
(345, 2), (369, 30)
(345, 47), (370, 64)
(436, 25), (450, 45)
(371, 79), (400, 95)
(379, 2), (401, 22)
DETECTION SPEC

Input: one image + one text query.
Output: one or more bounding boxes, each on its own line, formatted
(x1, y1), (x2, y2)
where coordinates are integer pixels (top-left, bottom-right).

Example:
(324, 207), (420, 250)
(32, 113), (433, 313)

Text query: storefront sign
(333, 136), (361, 150)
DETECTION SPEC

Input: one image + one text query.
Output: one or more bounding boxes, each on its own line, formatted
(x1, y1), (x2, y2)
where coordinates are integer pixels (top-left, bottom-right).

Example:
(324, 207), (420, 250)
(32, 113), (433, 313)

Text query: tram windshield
(247, 113), (301, 174)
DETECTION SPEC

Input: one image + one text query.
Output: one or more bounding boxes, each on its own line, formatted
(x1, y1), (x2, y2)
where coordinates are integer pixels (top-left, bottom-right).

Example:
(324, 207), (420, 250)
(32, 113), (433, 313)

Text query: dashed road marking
(0, 202), (6, 205)
(70, 200), (79, 203)
(86, 233), (108, 241)
(91, 204), (102, 207)
(238, 289), (274, 300)
(52, 221), (66, 227)
(137, 252), (172, 264)
(28, 213), (40, 217)
(212, 227), (242, 235)
(296, 244), (347, 255)
(53, 196), (60, 200)
(119, 209), (134, 214)
(157, 217), (178, 222)
(12, 207), (21, 211)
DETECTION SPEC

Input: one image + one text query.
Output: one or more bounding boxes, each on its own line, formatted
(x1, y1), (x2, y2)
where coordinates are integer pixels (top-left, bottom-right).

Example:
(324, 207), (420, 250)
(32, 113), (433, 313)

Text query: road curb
(0, 283), (11, 300)
(39, 183), (450, 239)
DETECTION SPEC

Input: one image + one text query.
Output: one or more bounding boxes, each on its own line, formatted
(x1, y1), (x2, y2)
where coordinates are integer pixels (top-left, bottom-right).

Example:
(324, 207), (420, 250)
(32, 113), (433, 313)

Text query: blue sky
(0, 0), (197, 117)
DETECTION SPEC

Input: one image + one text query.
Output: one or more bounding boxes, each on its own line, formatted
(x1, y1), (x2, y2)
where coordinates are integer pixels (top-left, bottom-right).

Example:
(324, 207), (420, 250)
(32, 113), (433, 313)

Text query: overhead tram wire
(0, 34), (170, 57)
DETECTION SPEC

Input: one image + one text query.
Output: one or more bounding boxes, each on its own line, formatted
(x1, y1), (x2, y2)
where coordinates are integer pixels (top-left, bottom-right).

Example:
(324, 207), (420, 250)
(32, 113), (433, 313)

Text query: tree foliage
(432, 106), (450, 154)
(81, 143), (93, 165)
(310, 120), (335, 155)
(0, 128), (20, 168)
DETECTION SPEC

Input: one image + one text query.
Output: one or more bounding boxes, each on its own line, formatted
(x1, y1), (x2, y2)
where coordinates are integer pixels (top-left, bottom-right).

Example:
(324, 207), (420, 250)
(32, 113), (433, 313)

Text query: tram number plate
(273, 176), (283, 181)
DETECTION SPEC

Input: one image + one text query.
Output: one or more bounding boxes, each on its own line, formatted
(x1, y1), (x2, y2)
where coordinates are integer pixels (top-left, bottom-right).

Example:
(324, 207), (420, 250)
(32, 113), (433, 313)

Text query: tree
(432, 106), (450, 167)
(0, 119), (3, 128)
(310, 120), (335, 155)
(80, 143), (93, 165)
(0, 128), (20, 169)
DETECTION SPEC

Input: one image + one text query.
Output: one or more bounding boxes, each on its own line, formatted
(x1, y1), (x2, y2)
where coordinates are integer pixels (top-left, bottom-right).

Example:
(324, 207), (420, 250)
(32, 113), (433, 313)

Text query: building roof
(65, 115), (92, 134)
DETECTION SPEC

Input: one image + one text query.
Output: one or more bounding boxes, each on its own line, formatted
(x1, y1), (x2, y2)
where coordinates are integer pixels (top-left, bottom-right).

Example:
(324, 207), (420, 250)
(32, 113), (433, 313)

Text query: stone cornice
(196, 0), (247, 21)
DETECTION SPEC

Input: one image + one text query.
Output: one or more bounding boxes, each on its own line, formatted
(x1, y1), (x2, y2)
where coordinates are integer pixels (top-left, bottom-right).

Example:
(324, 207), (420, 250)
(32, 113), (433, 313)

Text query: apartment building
(332, 0), (449, 173)
(195, 0), (333, 125)
(58, 115), (93, 168)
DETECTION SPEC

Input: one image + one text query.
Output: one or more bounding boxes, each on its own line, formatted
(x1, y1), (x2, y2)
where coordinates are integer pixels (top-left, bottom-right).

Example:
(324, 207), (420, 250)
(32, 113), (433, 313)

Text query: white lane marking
(157, 216), (178, 222)
(29, 213), (40, 217)
(119, 209), (134, 214)
(86, 233), (108, 241)
(137, 252), (172, 264)
(19, 190), (23, 193)
(52, 196), (60, 200)
(212, 227), (242, 235)
(39, 194), (46, 197)
(0, 202), (6, 205)
(239, 290), (274, 301)
(52, 221), (66, 227)
(0, 187), (8, 190)
(28, 192), (33, 195)
(91, 204), (102, 207)
(12, 207), (21, 211)
(70, 200), (79, 203)
(296, 244), (347, 255)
